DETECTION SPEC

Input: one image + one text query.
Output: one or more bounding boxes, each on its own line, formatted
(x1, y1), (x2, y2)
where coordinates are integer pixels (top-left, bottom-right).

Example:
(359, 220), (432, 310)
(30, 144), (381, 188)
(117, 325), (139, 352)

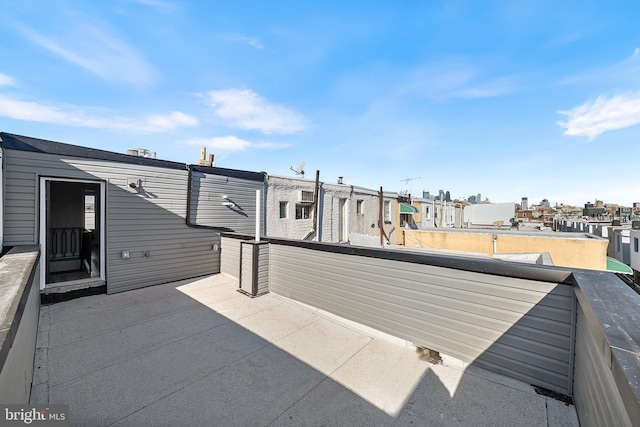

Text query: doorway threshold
(42, 279), (106, 305)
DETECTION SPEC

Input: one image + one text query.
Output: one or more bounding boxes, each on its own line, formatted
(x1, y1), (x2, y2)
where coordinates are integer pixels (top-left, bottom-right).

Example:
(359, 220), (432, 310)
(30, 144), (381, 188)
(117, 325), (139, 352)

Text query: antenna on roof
(290, 161), (305, 177)
(401, 176), (421, 195)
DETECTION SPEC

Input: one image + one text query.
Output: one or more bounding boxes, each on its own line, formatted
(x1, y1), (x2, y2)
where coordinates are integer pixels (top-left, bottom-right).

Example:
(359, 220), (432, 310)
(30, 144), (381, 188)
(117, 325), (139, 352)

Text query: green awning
(399, 203), (419, 214)
(606, 257), (633, 274)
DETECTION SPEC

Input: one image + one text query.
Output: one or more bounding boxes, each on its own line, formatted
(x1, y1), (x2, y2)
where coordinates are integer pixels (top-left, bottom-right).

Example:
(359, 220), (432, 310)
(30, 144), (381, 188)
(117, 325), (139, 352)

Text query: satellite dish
(290, 161), (305, 176)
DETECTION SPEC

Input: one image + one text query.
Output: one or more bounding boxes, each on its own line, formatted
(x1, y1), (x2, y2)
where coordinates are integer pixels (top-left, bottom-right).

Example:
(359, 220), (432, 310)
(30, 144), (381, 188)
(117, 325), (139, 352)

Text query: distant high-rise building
(445, 191), (451, 202)
(521, 197), (529, 210)
(540, 198), (550, 208)
(423, 191), (430, 199)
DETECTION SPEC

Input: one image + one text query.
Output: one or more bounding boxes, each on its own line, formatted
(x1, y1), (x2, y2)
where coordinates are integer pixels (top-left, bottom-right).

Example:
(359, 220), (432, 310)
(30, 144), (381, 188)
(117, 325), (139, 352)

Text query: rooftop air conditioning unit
(298, 190), (314, 204)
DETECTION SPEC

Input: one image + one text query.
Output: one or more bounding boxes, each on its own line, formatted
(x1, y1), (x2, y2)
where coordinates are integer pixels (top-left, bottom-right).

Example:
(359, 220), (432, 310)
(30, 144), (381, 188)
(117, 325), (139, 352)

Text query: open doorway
(40, 178), (105, 287)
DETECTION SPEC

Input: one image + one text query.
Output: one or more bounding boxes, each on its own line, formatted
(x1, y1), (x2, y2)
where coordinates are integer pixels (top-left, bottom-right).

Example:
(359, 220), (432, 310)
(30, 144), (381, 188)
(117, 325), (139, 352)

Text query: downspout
(303, 170), (320, 240)
(184, 164), (238, 232)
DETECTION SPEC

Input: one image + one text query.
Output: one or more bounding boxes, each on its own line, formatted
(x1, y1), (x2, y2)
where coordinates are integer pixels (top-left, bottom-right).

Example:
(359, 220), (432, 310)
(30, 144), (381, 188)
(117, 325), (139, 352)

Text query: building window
(635, 237), (639, 253)
(356, 200), (364, 215)
(279, 201), (288, 219)
(299, 190), (314, 203)
(424, 206), (431, 221)
(296, 204), (312, 220)
(384, 201), (391, 222)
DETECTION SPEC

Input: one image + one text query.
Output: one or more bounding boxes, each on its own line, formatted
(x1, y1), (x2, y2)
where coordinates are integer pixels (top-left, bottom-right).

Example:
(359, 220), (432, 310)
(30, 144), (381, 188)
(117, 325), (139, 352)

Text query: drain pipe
(303, 170), (320, 240)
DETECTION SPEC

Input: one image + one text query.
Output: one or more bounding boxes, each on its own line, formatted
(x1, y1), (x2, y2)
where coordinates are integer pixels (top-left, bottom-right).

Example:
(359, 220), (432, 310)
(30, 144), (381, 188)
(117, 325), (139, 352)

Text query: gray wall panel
(221, 236), (241, 277)
(573, 301), (633, 427)
(269, 243), (574, 394)
(3, 149), (224, 293)
(190, 171), (263, 234)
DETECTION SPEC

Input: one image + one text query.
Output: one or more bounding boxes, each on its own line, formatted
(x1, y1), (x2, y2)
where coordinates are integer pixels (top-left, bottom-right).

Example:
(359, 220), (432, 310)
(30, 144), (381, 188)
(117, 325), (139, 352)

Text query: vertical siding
(257, 242), (269, 294)
(190, 171), (263, 234)
(269, 244), (574, 394)
(3, 150), (225, 293)
(221, 236), (241, 278)
(237, 241), (269, 295)
(240, 242), (254, 292)
(573, 302), (633, 427)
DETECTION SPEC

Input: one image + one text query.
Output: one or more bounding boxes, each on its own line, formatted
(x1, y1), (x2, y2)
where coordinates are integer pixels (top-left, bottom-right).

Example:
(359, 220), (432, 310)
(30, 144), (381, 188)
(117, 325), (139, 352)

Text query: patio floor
(31, 273), (579, 426)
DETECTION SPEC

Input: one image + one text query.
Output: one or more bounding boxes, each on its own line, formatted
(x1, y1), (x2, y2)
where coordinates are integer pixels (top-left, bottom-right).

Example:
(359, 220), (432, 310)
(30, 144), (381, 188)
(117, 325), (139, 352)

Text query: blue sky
(1, 1), (639, 206)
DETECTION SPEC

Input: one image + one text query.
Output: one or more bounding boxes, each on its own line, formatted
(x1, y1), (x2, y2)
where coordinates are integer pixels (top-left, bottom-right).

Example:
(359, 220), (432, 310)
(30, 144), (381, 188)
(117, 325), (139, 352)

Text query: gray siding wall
(3, 150), (262, 293)
(573, 301), (632, 426)
(0, 247), (40, 403)
(571, 271), (640, 427)
(257, 243), (269, 294)
(238, 241), (269, 295)
(190, 171), (263, 235)
(269, 244), (575, 394)
(221, 236), (241, 278)
(240, 242), (254, 292)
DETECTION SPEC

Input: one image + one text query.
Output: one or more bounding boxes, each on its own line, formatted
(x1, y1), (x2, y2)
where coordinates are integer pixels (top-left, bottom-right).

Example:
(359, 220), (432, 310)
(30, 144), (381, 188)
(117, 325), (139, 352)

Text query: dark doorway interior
(46, 181), (102, 285)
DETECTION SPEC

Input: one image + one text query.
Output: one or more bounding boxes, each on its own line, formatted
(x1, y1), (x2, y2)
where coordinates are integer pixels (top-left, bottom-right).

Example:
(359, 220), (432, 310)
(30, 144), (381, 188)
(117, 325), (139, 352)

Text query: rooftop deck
(31, 274), (578, 426)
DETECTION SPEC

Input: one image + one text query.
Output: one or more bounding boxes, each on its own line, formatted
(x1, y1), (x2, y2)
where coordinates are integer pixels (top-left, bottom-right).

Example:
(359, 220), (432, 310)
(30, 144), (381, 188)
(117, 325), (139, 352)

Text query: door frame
(39, 177), (106, 289)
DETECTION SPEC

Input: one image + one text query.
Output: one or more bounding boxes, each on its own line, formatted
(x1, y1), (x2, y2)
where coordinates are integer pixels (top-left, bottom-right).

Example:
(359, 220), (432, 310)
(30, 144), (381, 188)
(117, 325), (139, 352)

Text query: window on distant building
(296, 204), (312, 220)
(384, 201), (391, 222)
(425, 206), (431, 221)
(299, 190), (314, 203)
(635, 237), (639, 252)
(279, 201), (288, 219)
(356, 200), (364, 215)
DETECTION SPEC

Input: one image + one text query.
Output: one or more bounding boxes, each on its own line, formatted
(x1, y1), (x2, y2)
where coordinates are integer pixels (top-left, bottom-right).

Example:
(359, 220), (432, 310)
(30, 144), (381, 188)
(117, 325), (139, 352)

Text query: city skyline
(0, 1), (639, 205)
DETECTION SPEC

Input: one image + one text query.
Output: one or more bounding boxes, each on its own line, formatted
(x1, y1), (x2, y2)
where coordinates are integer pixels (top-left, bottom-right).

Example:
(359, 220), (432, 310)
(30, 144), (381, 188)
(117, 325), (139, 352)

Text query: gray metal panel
(190, 171), (263, 234)
(3, 149), (222, 293)
(221, 236), (241, 278)
(0, 247), (40, 404)
(573, 301), (632, 427)
(257, 243), (269, 294)
(240, 242), (254, 293)
(269, 244), (574, 394)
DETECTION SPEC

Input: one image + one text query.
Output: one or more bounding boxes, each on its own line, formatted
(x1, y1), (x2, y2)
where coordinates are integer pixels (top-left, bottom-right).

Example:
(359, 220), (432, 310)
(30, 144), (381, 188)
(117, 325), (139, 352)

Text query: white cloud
(132, 0), (176, 10)
(146, 111), (198, 131)
(185, 136), (252, 151)
(0, 73), (15, 86)
(203, 89), (305, 134)
(0, 95), (197, 133)
(222, 34), (264, 49)
(400, 60), (517, 101)
(557, 92), (640, 139)
(11, 16), (157, 86)
(184, 135), (290, 151)
(253, 141), (291, 149)
(559, 48), (640, 87)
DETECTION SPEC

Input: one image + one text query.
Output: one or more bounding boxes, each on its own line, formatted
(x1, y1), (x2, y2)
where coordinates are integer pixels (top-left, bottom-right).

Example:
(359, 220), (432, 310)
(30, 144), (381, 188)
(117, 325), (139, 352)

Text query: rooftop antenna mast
(290, 161), (305, 177)
(400, 176), (421, 196)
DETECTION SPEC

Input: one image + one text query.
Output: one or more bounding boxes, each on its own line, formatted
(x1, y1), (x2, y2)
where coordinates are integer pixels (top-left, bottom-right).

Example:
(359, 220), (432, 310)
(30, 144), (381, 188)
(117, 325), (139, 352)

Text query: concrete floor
(31, 274), (579, 426)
